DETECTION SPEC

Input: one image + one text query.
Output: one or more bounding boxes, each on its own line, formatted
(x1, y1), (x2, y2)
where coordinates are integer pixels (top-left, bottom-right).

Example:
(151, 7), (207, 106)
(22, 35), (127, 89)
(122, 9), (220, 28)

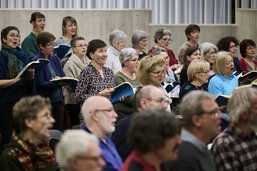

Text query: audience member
(208, 51), (238, 96)
(0, 95), (56, 171)
(178, 24), (200, 64)
(121, 108), (181, 171)
(211, 87), (257, 171)
(148, 28), (180, 70)
(75, 39), (115, 106)
(179, 59), (210, 98)
(239, 39), (257, 72)
(33, 31), (65, 131)
(200, 42), (218, 75)
(63, 37), (90, 127)
(105, 30), (127, 74)
(180, 46), (201, 86)
(81, 96), (123, 171)
(171, 91), (221, 171)
(112, 85), (171, 161)
(56, 130), (105, 171)
(113, 47), (140, 120)
(22, 12), (46, 61)
(0, 26), (31, 151)
(132, 30), (148, 60)
(217, 36), (242, 75)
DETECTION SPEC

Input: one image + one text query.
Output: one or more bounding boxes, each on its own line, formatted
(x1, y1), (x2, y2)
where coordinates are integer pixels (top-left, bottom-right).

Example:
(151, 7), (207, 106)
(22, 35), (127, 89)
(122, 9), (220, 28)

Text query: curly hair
(240, 39), (256, 58)
(128, 108), (180, 153)
(217, 36), (239, 52)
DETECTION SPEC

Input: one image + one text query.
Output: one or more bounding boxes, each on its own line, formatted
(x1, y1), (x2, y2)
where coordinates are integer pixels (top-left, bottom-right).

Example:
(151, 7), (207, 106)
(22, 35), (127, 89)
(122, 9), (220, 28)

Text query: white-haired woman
(114, 48), (140, 121)
(132, 30), (148, 60)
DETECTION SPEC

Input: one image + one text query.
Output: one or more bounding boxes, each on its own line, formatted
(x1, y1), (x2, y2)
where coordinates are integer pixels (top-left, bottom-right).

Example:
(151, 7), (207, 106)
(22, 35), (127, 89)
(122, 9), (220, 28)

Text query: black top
(179, 81), (208, 98)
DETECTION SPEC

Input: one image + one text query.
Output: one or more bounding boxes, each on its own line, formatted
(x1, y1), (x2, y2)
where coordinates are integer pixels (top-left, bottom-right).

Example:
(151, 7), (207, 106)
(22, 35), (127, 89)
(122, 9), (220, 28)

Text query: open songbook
(111, 82), (136, 104)
(15, 58), (49, 80)
(215, 94), (231, 107)
(50, 76), (79, 91)
(237, 70), (257, 85)
(54, 45), (71, 59)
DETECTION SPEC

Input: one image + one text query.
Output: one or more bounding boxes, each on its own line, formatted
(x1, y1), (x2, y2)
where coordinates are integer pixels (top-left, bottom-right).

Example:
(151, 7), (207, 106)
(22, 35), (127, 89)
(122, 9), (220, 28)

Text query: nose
(50, 115), (55, 124)
(98, 157), (106, 167)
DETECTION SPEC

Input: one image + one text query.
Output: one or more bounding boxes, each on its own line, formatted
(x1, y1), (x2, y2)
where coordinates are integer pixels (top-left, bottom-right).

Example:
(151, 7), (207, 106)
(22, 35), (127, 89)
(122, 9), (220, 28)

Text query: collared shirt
(82, 125), (123, 171)
(208, 74), (238, 96)
(181, 128), (207, 152)
(105, 46), (122, 74)
(211, 125), (257, 171)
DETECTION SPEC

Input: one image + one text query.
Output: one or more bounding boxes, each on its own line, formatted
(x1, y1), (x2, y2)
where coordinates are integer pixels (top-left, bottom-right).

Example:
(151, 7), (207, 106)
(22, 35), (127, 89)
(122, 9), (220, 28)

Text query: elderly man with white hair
(81, 96), (123, 171)
(56, 130), (105, 171)
(105, 29), (127, 74)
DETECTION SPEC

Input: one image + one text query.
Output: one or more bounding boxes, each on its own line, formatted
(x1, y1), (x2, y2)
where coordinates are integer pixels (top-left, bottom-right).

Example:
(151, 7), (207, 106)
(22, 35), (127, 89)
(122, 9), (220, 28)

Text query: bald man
(81, 96), (122, 171)
(112, 85), (171, 161)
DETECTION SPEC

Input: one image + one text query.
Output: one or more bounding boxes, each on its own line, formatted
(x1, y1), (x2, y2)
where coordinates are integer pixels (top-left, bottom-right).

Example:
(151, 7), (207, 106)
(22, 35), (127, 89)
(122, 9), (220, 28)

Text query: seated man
(0, 95), (56, 171)
(56, 130), (105, 171)
(171, 91), (221, 171)
(121, 108), (181, 171)
(81, 96), (123, 171)
(211, 87), (257, 171)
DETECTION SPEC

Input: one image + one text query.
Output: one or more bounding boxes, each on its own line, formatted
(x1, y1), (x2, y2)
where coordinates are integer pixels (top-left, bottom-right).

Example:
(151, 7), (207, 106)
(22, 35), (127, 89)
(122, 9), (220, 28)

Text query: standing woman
(75, 39), (115, 106)
(131, 30), (148, 60)
(33, 32), (65, 131)
(22, 12), (46, 61)
(239, 39), (257, 72)
(0, 26), (31, 151)
(63, 37), (90, 127)
(55, 16), (78, 46)
(180, 46), (201, 86)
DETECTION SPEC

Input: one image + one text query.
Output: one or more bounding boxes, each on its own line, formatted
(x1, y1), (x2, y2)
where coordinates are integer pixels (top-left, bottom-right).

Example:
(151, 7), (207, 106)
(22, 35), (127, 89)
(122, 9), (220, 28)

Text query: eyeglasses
(46, 42), (57, 48)
(94, 108), (114, 112)
(78, 154), (103, 162)
(128, 58), (139, 62)
(202, 108), (221, 117)
(8, 34), (21, 39)
(146, 97), (172, 104)
(150, 70), (166, 76)
(161, 38), (172, 42)
(75, 44), (87, 48)
(246, 46), (256, 50)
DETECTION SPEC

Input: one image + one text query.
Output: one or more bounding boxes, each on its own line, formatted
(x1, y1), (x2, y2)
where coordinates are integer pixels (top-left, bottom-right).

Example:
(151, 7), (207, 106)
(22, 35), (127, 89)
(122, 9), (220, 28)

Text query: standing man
(105, 30), (127, 74)
(171, 91), (221, 171)
(211, 87), (257, 171)
(81, 96), (122, 171)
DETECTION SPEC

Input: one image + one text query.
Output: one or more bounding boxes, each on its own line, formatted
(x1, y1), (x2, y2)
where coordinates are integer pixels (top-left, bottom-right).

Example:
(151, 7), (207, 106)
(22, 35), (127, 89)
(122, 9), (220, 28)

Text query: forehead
(152, 64), (165, 71)
(149, 88), (166, 99)
(86, 141), (101, 155)
(200, 99), (218, 111)
(8, 30), (19, 34)
(75, 40), (86, 44)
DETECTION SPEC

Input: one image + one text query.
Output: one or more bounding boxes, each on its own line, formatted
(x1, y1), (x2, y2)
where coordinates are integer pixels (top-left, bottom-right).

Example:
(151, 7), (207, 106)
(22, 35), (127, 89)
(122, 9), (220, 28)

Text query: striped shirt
(211, 125), (257, 171)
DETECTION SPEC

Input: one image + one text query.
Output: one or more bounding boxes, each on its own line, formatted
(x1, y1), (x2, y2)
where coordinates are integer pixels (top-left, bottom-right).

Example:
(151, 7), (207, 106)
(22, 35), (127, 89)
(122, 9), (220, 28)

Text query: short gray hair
(56, 130), (98, 170)
(109, 30), (127, 45)
(200, 42), (218, 56)
(132, 30), (148, 48)
(228, 87), (257, 123)
(179, 91), (214, 128)
(119, 48), (137, 67)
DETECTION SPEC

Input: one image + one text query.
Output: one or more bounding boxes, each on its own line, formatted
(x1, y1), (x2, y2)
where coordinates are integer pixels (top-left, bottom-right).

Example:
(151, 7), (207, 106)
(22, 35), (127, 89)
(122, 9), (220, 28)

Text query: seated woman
(217, 36), (242, 75)
(208, 51), (238, 96)
(180, 46), (201, 86)
(33, 31), (65, 131)
(63, 37), (90, 127)
(0, 26), (31, 151)
(179, 59), (210, 98)
(239, 39), (257, 72)
(200, 42), (218, 76)
(131, 30), (148, 60)
(114, 48), (140, 120)
(75, 39), (115, 106)
(0, 95), (56, 171)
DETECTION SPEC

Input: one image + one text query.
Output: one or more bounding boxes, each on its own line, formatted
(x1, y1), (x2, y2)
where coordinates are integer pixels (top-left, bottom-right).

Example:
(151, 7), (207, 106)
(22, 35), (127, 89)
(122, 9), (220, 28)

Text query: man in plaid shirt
(211, 87), (257, 171)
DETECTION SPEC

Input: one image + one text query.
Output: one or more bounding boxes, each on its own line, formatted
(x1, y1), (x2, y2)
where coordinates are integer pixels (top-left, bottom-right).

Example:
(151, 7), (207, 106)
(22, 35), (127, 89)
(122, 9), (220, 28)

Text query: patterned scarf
(1, 44), (26, 79)
(8, 134), (56, 171)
